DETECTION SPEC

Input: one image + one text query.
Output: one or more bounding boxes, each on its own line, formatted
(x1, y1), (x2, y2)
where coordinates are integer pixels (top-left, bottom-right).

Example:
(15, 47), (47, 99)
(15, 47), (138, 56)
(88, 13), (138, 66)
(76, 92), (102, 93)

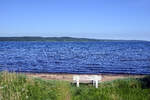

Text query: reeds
(0, 71), (71, 100)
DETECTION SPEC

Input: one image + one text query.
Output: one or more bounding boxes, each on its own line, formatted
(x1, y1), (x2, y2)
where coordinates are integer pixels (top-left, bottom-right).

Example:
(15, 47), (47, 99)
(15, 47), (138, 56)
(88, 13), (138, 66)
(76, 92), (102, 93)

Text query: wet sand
(25, 73), (146, 82)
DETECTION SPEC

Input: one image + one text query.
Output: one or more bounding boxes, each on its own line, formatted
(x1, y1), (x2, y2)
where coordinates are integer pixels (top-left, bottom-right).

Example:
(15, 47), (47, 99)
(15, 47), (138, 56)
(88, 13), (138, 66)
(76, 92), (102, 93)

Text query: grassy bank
(0, 72), (149, 100)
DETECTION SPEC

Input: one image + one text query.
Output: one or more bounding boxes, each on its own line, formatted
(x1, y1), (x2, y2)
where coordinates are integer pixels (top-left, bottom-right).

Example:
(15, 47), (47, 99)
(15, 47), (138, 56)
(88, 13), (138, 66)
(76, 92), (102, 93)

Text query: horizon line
(0, 36), (149, 42)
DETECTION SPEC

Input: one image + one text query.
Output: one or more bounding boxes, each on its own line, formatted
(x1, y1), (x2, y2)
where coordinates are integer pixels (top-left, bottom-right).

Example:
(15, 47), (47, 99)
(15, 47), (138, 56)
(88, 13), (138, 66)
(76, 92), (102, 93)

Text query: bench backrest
(73, 75), (102, 82)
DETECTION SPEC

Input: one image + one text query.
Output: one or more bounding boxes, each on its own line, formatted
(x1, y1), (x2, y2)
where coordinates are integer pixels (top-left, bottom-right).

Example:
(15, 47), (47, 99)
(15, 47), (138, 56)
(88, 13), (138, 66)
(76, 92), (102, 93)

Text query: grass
(0, 72), (150, 100)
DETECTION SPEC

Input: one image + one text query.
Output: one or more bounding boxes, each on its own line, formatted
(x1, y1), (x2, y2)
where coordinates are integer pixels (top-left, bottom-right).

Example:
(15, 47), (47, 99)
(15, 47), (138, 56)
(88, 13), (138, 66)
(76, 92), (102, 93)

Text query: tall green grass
(71, 78), (150, 100)
(0, 72), (71, 100)
(0, 71), (149, 100)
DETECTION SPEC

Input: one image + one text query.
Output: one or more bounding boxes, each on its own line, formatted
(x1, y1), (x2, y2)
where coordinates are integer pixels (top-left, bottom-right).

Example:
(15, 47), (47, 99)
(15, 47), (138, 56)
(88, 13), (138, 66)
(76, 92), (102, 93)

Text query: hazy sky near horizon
(0, 0), (150, 40)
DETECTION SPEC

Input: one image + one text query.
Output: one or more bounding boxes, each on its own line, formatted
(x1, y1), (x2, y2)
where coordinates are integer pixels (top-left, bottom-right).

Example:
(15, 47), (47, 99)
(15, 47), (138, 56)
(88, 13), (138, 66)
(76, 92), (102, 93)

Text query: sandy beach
(25, 73), (146, 82)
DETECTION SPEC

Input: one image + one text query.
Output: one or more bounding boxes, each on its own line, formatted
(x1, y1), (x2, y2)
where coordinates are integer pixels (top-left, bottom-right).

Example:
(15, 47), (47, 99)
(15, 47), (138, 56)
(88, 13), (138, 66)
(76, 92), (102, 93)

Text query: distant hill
(0, 37), (100, 41)
(0, 37), (103, 41)
(0, 36), (147, 42)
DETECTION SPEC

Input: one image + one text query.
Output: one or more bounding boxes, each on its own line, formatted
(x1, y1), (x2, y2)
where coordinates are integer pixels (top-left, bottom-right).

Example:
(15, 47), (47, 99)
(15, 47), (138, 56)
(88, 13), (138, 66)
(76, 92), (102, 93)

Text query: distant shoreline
(0, 36), (148, 42)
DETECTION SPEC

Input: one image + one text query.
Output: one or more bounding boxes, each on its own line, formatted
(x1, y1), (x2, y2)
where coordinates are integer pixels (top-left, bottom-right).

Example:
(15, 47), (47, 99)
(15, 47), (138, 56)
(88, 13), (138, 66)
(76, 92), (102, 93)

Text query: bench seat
(73, 75), (102, 88)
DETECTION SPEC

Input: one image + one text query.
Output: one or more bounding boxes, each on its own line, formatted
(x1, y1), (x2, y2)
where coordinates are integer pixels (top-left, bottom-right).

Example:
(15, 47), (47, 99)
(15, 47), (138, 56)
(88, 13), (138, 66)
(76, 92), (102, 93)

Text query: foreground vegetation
(0, 72), (150, 100)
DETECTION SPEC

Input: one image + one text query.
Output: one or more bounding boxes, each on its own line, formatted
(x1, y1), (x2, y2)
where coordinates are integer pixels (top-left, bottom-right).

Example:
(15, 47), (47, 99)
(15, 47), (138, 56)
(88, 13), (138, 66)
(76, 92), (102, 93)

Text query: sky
(0, 0), (150, 40)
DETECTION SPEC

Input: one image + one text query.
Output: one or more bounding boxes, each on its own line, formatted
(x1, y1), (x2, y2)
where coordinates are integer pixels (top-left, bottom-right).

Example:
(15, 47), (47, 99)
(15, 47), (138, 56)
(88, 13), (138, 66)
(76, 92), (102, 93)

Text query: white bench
(73, 75), (102, 88)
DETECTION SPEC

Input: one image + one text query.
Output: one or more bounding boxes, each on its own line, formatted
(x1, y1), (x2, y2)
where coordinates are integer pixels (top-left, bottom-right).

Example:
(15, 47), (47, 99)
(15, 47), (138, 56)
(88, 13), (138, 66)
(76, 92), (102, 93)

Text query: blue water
(0, 41), (150, 75)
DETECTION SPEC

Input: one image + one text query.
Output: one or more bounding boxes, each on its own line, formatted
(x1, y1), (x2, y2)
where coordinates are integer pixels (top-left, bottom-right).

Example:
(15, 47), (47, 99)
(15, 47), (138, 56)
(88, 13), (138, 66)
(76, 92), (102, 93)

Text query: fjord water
(0, 41), (150, 74)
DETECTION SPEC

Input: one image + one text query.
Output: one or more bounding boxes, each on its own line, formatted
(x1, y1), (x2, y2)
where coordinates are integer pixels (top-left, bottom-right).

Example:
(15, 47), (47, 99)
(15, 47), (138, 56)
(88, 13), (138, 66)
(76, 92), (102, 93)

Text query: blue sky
(0, 0), (150, 40)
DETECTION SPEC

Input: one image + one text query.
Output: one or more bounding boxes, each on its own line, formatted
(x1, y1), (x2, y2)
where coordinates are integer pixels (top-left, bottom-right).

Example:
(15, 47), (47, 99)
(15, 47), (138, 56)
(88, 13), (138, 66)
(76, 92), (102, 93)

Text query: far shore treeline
(0, 37), (148, 42)
(0, 37), (101, 41)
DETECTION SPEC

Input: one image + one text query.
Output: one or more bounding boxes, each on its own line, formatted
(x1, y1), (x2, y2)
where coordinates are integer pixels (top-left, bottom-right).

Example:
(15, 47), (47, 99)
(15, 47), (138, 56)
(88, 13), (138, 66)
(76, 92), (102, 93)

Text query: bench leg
(77, 81), (79, 87)
(95, 80), (98, 88)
